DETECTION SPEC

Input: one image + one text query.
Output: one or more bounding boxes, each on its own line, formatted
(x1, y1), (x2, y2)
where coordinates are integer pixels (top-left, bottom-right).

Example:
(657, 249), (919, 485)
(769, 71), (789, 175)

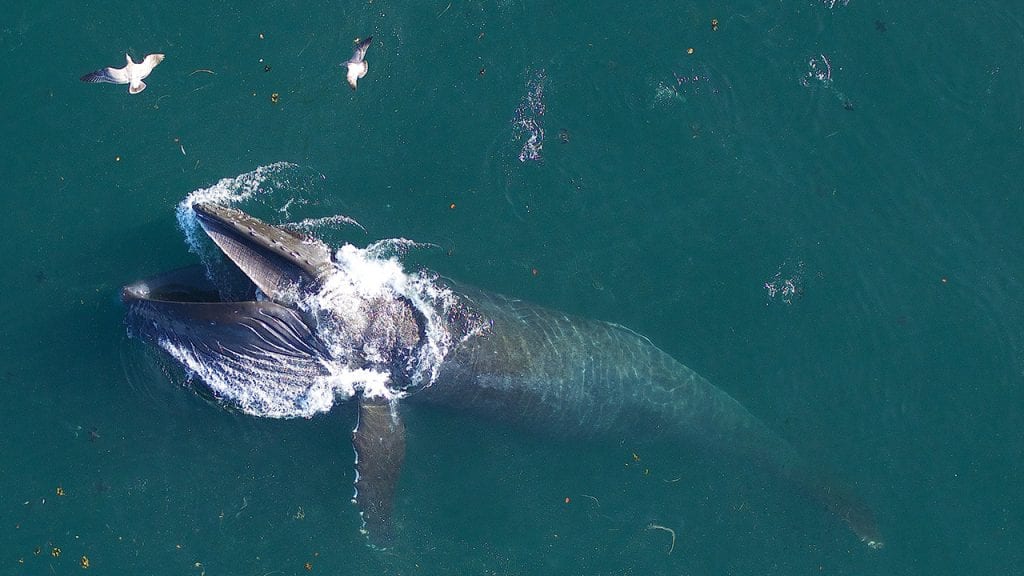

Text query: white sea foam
(324, 367), (399, 402)
(309, 243), (476, 393)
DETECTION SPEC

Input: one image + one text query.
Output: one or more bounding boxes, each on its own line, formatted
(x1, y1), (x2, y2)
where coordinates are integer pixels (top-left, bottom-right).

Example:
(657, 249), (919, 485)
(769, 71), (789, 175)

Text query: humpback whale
(122, 202), (883, 549)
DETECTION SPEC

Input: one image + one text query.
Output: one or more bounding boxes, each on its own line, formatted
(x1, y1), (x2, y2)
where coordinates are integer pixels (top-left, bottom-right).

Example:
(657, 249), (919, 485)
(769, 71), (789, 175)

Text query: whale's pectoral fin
(352, 397), (406, 547)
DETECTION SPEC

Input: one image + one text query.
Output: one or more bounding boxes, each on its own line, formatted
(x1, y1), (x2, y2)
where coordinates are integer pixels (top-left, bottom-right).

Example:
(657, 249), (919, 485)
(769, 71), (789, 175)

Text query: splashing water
(801, 54), (833, 88)
(311, 244), (478, 395)
(653, 81), (684, 106)
(765, 261), (806, 305)
(800, 54), (855, 109)
(654, 68), (723, 108)
(822, 0), (851, 9)
(512, 69), (547, 163)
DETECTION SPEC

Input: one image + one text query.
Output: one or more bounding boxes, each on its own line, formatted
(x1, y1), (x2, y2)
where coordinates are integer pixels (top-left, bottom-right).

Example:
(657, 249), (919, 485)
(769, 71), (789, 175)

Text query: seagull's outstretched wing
(80, 66), (129, 85)
(139, 54), (165, 76)
(348, 36), (373, 64)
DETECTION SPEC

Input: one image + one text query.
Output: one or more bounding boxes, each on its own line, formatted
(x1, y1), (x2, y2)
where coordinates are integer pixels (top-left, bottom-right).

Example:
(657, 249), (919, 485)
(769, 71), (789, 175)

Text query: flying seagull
(343, 37), (372, 90)
(81, 53), (165, 94)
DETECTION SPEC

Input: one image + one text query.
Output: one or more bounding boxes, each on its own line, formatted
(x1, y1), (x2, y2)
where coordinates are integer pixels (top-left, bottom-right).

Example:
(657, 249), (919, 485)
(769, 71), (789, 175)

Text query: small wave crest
(290, 214), (367, 235)
(366, 238), (440, 260)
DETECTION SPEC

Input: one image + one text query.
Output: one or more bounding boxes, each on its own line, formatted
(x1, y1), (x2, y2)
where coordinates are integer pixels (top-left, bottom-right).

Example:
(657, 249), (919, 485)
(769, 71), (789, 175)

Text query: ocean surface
(1, 0), (1022, 574)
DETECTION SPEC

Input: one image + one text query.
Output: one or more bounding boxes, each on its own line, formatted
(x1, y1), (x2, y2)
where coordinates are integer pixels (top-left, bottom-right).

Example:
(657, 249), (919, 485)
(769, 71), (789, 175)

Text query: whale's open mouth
(121, 203), (356, 418)
(121, 202), (466, 417)
(123, 200), (331, 308)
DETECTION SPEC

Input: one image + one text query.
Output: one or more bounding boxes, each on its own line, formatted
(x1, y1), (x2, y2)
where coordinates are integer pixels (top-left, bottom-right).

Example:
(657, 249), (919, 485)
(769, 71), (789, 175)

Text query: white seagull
(81, 53), (165, 94)
(343, 37), (372, 90)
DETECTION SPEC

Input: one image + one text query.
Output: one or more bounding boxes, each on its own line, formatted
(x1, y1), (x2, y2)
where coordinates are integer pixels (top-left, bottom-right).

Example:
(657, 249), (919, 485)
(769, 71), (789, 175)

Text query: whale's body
(421, 285), (784, 447)
(122, 203), (882, 549)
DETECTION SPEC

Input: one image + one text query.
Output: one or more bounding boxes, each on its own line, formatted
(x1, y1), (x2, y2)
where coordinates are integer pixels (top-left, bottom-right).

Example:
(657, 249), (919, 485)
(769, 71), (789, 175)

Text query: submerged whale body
(122, 202), (883, 549)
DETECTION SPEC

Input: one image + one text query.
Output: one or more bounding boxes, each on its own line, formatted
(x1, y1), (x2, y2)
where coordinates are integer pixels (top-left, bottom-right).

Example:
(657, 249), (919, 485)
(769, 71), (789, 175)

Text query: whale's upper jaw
(193, 202), (334, 305)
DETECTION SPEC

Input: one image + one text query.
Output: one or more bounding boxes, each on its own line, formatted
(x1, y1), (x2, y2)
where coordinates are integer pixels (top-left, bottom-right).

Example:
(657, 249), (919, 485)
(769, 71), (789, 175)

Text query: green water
(2, 0), (1022, 573)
